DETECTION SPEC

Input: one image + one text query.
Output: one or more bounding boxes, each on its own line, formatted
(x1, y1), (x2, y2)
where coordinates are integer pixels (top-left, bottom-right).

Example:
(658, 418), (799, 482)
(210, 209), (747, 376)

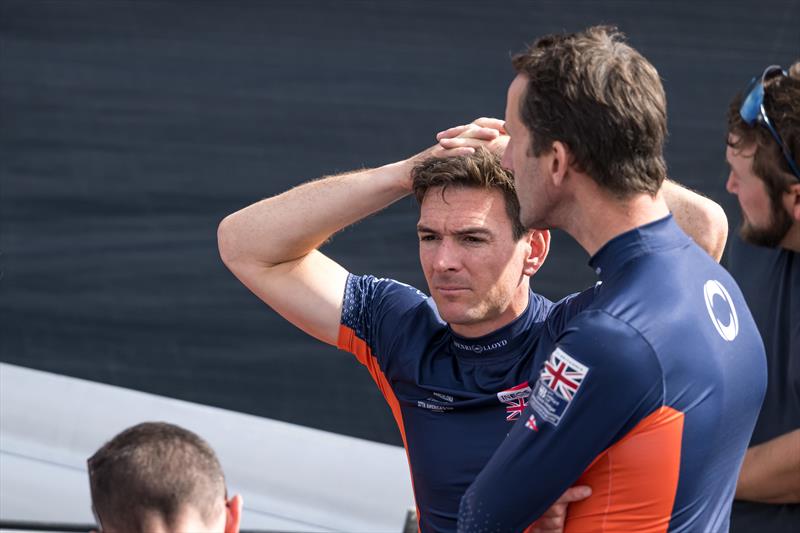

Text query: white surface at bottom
(0, 363), (414, 531)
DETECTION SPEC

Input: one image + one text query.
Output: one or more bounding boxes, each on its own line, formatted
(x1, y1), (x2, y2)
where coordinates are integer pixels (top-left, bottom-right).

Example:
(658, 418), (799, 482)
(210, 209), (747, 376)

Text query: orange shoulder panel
(337, 324), (419, 529)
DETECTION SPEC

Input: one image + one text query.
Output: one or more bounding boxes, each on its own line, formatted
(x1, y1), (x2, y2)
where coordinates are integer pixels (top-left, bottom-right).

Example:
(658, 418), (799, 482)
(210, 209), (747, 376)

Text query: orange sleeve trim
(337, 324), (420, 529)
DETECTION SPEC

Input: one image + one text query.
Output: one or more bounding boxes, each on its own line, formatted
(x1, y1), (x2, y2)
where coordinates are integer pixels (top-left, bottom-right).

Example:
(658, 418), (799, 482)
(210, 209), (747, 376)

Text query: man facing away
(457, 26), (767, 532)
(725, 61), (800, 532)
(217, 122), (726, 531)
(87, 421), (242, 533)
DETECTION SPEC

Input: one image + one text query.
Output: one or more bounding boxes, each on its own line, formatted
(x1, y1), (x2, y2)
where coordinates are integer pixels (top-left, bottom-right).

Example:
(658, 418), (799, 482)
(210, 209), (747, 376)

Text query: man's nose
(432, 239), (461, 272)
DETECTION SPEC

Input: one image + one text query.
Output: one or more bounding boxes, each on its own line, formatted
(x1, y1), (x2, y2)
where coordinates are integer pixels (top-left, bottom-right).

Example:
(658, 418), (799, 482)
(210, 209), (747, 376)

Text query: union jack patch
(525, 413), (538, 431)
(530, 348), (589, 426)
(497, 382), (531, 422)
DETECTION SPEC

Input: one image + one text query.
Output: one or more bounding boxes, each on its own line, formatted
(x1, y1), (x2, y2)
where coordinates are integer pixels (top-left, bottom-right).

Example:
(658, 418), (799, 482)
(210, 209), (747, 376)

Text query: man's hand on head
(436, 117), (509, 156)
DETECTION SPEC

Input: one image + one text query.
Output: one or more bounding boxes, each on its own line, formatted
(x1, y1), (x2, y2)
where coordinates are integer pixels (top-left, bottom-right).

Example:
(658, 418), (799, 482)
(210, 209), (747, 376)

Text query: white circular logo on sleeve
(703, 279), (739, 341)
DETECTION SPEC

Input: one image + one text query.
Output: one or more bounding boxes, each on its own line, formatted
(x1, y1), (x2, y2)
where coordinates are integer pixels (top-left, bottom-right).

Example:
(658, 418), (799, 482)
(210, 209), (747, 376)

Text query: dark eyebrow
(416, 225), (494, 238)
(416, 224), (438, 234)
(453, 227), (493, 237)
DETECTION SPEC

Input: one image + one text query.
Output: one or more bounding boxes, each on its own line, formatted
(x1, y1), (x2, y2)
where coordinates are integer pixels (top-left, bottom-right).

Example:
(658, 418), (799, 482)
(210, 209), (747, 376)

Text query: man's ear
(549, 141), (571, 187)
(785, 183), (800, 222)
(522, 229), (551, 277)
(225, 494), (243, 533)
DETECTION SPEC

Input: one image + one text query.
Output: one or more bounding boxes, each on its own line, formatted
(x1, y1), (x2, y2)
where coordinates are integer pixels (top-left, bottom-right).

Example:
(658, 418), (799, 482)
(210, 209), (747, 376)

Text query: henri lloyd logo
(453, 339), (508, 354)
(530, 348), (589, 426)
(498, 382), (531, 421)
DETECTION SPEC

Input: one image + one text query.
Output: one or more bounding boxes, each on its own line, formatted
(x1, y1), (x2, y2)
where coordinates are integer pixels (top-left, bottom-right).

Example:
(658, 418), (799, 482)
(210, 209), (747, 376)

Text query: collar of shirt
(449, 290), (545, 360)
(588, 214), (689, 281)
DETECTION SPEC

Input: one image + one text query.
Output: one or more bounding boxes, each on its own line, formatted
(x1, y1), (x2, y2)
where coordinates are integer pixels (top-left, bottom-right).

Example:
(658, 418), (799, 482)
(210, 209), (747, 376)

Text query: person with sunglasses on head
(725, 62), (800, 532)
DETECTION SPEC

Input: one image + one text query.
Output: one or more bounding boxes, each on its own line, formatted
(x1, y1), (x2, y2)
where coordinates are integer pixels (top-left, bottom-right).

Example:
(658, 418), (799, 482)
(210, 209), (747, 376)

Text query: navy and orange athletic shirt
(338, 264), (595, 531)
(339, 216), (766, 532)
(457, 216), (767, 532)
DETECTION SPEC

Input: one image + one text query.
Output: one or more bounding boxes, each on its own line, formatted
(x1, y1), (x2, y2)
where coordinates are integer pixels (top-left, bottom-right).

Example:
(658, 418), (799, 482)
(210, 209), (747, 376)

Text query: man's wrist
(380, 159), (415, 194)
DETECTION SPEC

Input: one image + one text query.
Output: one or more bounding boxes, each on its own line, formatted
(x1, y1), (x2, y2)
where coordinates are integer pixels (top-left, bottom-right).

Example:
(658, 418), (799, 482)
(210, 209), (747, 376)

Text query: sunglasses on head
(739, 65), (800, 180)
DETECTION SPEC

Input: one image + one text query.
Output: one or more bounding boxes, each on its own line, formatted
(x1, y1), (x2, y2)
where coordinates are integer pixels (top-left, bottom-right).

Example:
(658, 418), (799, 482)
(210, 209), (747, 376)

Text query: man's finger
(458, 126), (500, 140)
(434, 146), (476, 157)
(555, 485), (592, 503)
(436, 124), (470, 141)
(438, 137), (481, 149)
(528, 486), (592, 533)
(437, 124), (500, 141)
(471, 117), (506, 132)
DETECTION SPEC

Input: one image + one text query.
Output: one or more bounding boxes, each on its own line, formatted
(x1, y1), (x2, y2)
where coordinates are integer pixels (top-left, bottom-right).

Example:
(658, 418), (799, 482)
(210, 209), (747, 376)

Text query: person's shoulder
(542, 284), (600, 337)
(342, 274), (429, 329)
(340, 274), (436, 358)
(345, 273), (427, 301)
(540, 309), (664, 417)
(552, 284), (600, 311)
(558, 308), (660, 371)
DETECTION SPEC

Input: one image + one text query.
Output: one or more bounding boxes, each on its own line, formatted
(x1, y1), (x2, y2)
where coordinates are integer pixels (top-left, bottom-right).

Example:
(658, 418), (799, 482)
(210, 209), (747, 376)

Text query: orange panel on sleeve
(564, 406), (684, 533)
(337, 324), (420, 530)
(338, 324), (373, 367)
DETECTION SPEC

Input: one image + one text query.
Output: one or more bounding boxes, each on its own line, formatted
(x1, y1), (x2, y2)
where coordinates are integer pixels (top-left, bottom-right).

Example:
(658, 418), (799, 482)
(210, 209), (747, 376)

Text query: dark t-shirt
(728, 236), (800, 532)
(336, 275), (596, 532)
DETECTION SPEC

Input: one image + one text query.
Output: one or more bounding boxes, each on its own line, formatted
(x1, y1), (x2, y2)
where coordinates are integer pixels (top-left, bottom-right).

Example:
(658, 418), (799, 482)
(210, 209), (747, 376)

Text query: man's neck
(560, 180), (670, 258)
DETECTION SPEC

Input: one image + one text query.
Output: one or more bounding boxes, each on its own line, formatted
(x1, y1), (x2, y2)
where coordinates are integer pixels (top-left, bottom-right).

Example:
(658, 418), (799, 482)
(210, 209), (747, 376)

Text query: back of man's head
(88, 422), (234, 533)
(511, 25), (667, 197)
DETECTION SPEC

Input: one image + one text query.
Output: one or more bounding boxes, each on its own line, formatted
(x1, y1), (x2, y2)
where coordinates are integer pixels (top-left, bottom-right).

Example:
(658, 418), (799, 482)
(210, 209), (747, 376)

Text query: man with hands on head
(217, 114), (727, 532)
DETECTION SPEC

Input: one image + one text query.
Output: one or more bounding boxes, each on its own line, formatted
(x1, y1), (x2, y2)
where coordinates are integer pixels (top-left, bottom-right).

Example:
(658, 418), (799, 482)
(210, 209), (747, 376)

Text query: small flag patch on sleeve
(530, 347), (589, 426)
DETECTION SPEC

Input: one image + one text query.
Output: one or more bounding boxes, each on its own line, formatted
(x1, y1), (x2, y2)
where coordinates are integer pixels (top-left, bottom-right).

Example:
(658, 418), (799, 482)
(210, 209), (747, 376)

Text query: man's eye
(463, 236), (485, 244)
(419, 235), (438, 242)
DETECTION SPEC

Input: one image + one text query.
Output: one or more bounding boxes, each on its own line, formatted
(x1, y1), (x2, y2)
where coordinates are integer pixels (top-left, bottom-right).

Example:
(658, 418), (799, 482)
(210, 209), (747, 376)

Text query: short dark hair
(511, 25), (667, 197)
(727, 61), (800, 203)
(88, 422), (226, 531)
(411, 147), (527, 240)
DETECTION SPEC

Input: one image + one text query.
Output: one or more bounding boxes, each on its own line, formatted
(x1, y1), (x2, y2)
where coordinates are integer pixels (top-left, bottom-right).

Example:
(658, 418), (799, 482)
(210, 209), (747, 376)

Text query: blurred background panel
(1, 0), (798, 446)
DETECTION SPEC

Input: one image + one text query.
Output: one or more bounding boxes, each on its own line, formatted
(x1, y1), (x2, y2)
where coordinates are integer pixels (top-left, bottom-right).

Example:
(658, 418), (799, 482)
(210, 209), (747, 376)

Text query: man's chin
(520, 207), (549, 232)
(436, 308), (470, 325)
(739, 215), (791, 248)
(434, 303), (479, 327)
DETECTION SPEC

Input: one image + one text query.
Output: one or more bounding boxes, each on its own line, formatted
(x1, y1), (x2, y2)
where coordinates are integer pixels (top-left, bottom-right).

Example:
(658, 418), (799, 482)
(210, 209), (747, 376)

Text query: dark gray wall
(1, 0), (798, 445)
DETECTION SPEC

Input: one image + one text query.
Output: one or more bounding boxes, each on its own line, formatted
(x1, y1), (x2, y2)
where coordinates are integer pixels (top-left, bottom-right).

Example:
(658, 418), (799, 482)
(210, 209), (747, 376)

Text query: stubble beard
(438, 289), (509, 332)
(520, 190), (557, 231)
(739, 198), (792, 248)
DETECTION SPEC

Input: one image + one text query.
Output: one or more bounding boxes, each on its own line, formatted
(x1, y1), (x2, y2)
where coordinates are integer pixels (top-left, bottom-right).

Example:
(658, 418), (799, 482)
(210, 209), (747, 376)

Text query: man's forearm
(736, 429), (800, 504)
(218, 160), (413, 268)
(661, 180), (729, 261)
(215, 128), (482, 346)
